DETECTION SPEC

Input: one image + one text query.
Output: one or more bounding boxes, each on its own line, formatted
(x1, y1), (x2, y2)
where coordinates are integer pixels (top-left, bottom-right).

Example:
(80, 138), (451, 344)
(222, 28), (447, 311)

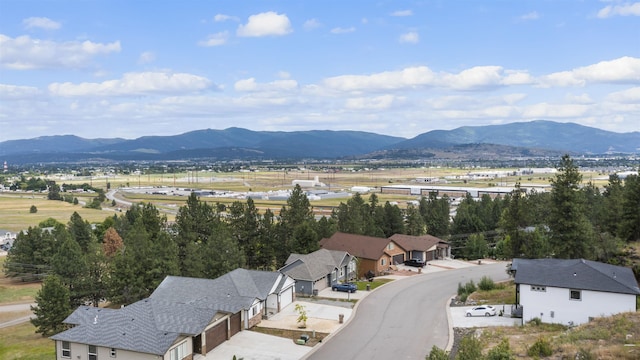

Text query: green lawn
(356, 278), (393, 291)
(0, 257), (40, 304)
(0, 322), (54, 360)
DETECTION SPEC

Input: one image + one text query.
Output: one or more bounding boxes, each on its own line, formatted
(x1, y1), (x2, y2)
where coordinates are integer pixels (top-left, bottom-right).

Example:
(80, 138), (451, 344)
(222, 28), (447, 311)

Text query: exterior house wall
(54, 340), (160, 360)
(519, 284), (637, 326)
(358, 259), (377, 278)
(295, 280), (314, 295)
(163, 338), (193, 360)
(247, 299), (263, 328)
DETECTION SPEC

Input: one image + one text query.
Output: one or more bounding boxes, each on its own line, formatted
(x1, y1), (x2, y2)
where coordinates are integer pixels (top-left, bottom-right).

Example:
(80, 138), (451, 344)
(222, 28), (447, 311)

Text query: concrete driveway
(203, 330), (311, 360)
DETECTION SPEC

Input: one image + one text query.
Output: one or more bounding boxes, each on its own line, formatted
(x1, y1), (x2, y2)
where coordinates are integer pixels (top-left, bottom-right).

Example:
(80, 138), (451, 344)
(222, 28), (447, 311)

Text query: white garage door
(280, 286), (293, 309)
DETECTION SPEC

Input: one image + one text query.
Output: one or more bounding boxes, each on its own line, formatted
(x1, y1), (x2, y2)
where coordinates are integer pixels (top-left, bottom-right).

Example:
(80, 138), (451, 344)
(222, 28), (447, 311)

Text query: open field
(0, 194), (114, 232)
(0, 257), (40, 304)
(0, 322), (54, 360)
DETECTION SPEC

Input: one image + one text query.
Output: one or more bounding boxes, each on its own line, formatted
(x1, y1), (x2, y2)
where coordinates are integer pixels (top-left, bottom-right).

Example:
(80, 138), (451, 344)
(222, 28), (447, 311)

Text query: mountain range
(1, 121), (638, 164)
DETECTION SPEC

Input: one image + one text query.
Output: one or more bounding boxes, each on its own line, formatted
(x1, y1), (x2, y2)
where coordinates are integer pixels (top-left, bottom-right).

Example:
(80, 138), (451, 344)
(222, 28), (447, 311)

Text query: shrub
(427, 345), (449, 360)
(29, 205), (38, 213)
(457, 282), (465, 296)
(527, 337), (552, 357)
(528, 317), (542, 326)
(464, 280), (477, 294)
(486, 338), (514, 360)
(478, 276), (496, 291)
(455, 334), (483, 360)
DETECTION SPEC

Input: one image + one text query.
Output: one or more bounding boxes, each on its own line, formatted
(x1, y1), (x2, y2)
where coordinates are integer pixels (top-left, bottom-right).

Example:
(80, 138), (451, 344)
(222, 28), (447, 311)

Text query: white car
(465, 305), (497, 317)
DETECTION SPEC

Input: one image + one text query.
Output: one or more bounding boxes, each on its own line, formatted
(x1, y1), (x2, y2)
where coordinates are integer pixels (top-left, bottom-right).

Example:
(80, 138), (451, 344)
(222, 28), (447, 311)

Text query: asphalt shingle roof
(319, 232), (392, 260)
(281, 249), (352, 281)
(53, 268), (289, 355)
(389, 234), (446, 252)
(513, 258), (640, 295)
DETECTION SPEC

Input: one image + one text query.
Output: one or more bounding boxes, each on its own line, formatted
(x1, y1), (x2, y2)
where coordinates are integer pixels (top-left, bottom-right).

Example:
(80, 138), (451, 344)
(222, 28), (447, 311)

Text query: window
(61, 341), (71, 358)
(88, 345), (97, 360)
(570, 289), (581, 301)
(387, 243), (394, 250)
(170, 342), (187, 360)
(531, 285), (546, 292)
(110, 348), (117, 358)
(381, 258), (386, 266)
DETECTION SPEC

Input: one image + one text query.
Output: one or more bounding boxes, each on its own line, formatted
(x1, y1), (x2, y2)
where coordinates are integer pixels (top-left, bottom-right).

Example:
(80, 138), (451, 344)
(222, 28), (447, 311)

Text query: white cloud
(564, 93), (594, 104)
(23, 17), (61, 30)
(399, 31), (419, 44)
(324, 66), (437, 91)
(237, 12), (292, 37)
(0, 34), (121, 70)
(303, 19), (321, 30)
(441, 66), (505, 90)
(597, 2), (640, 18)
(234, 78), (298, 92)
(48, 72), (212, 97)
(606, 87), (640, 103)
(391, 10), (413, 17)
(540, 56), (640, 87)
(138, 51), (156, 65)
(198, 31), (229, 47)
(345, 95), (399, 110)
(519, 11), (540, 21)
(214, 14), (239, 22)
(0, 84), (42, 99)
(522, 103), (590, 119)
(331, 27), (356, 34)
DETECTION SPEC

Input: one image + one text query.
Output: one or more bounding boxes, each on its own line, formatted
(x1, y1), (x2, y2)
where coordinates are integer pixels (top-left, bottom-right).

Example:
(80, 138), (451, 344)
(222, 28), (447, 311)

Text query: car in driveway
(404, 259), (426, 267)
(332, 283), (357, 293)
(465, 305), (497, 317)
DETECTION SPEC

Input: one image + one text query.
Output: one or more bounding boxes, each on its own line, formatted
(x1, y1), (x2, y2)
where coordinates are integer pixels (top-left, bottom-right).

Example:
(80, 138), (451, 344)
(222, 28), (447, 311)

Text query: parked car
(404, 259), (426, 267)
(466, 305), (497, 317)
(332, 282), (357, 293)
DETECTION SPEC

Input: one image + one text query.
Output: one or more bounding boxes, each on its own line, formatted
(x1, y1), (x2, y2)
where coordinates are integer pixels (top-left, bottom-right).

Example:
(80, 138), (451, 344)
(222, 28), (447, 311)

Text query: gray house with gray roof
(280, 249), (356, 296)
(51, 268), (295, 360)
(512, 258), (640, 325)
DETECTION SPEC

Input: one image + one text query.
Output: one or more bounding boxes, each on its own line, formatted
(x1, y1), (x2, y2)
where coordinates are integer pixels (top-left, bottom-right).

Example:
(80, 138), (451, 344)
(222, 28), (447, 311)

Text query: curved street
(304, 262), (509, 360)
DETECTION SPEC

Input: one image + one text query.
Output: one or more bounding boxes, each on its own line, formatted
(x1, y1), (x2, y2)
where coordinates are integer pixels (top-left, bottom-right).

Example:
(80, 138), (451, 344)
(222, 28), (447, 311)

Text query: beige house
(51, 269), (295, 360)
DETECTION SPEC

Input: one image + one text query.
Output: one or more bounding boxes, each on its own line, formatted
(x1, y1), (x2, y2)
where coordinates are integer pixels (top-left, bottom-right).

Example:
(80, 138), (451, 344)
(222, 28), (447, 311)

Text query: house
(51, 269), (295, 360)
(319, 232), (405, 278)
(389, 234), (450, 262)
(512, 258), (640, 326)
(0, 229), (16, 248)
(280, 248), (356, 295)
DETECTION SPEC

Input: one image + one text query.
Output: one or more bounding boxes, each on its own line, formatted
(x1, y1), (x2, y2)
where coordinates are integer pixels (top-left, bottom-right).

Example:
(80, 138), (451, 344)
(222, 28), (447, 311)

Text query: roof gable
(514, 258), (640, 295)
(280, 248), (352, 281)
(389, 234), (445, 252)
(319, 232), (391, 260)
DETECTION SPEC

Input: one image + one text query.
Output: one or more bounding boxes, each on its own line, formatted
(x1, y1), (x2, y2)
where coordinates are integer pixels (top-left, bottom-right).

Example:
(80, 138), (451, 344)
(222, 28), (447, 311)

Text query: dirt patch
(251, 326), (329, 347)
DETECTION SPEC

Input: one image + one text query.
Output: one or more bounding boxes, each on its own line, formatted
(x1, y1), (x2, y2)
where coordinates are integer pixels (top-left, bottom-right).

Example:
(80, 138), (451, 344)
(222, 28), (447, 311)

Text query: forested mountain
(1, 121), (637, 164)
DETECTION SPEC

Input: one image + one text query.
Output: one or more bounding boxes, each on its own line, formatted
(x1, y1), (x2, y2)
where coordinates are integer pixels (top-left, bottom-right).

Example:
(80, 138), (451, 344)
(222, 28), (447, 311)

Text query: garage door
(229, 312), (241, 337)
(392, 254), (404, 265)
(205, 321), (226, 353)
(280, 287), (293, 309)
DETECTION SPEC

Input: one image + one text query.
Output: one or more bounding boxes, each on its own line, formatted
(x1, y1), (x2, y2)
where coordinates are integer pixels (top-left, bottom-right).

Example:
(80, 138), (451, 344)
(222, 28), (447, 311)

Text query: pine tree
(51, 231), (88, 308)
(619, 174), (640, 242)
(548, 155), (594, 259)
(68, 212), (95, 253)
(102, 227), (124, 258)
(31, 275), (72, 336)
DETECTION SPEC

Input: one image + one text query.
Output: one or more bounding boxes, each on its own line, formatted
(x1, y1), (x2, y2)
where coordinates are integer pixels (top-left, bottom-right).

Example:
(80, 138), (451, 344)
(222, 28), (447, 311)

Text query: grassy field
(0, 322), (54, 360)
(0, 257), (40, 304)
(0, 194), (114, 232)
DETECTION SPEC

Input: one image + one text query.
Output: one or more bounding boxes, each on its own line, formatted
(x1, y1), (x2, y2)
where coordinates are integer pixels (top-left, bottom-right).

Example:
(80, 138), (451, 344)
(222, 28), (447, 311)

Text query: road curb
(445, 296), (455, 352)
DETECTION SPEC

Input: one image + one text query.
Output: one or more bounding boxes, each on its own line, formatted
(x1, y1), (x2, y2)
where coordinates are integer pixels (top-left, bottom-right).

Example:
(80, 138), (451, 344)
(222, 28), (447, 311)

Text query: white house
(513, 258), (640, 326)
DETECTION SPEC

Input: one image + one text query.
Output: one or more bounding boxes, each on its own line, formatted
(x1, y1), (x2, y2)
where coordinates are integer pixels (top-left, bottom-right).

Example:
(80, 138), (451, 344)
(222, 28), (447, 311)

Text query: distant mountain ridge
(0, 121), (638, 164)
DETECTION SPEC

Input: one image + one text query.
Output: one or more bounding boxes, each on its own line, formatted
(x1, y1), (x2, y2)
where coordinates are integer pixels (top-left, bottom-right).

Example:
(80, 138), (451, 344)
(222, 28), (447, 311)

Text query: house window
(170, 342), (187, 360)
(381, 258), (386, 266)
(570, 289), (581, 301)
(61, 341), (71, 358)
(387, 243), (394, 250)
(110, 348), (117, 358)
(88, 345), (97, 360)
(531, 285), (546, 292)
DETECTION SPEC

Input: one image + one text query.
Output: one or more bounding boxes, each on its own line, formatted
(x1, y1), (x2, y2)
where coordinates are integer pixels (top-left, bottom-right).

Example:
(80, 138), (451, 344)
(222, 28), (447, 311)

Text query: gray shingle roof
(53, 268), (289, 355)
(281, 249), (352, 282)
(513, 258), (640, 295)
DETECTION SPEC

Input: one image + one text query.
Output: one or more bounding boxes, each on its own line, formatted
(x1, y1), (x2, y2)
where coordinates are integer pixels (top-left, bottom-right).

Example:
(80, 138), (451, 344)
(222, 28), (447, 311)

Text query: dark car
(404, 259), (426, 267)
(332, 283), (357, 293)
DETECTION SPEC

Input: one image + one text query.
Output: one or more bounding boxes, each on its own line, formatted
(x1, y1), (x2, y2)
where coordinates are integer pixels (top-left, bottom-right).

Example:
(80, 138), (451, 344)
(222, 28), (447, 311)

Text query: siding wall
(55, 341), (161, 360)
(519, 284), (637, 325)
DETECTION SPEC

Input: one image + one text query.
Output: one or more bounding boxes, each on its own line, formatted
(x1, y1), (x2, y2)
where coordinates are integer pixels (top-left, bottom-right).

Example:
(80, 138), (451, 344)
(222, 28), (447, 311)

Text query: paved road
(304, 263), (509, 360)
(0, 303), (35, 329)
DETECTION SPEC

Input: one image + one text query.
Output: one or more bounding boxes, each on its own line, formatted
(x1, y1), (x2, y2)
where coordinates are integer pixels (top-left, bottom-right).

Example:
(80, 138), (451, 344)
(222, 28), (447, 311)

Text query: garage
(392, 254), (405, 265)
(229, 312), (241, 337)
(205, 321), (226, 353)
(280, 286), (294, 309)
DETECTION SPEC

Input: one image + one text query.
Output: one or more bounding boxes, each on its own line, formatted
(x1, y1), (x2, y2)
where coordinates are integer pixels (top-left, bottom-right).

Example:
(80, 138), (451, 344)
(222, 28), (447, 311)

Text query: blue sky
(0, 0), (638, 142)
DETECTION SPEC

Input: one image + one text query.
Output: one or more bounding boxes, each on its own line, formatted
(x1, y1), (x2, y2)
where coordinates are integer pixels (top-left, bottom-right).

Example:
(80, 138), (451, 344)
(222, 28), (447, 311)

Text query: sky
(0, 1), (639, 142)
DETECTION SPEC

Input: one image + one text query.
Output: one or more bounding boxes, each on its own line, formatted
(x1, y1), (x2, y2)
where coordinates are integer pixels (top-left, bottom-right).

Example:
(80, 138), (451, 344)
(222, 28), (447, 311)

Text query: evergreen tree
(201, 224), (245, 279)
(548, 155), (594, 259)
(464, 233), (488, 260)
(68, 212), (95, 253)
(419, 193), (450, 237)
(602, 174), (624, 237)
(254, 209), (278, 270)
(405, 205), (426, 236)
(3, 226), (56, 280)
(499, 185), (529, 258)
(619, 174), (640, 242)
(31, 275), (72, 336)
(51, 232), (88, 307)
(290, 222), (319, 254)
(277, 185), (315, 264)
(380, 201), (405, 237)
